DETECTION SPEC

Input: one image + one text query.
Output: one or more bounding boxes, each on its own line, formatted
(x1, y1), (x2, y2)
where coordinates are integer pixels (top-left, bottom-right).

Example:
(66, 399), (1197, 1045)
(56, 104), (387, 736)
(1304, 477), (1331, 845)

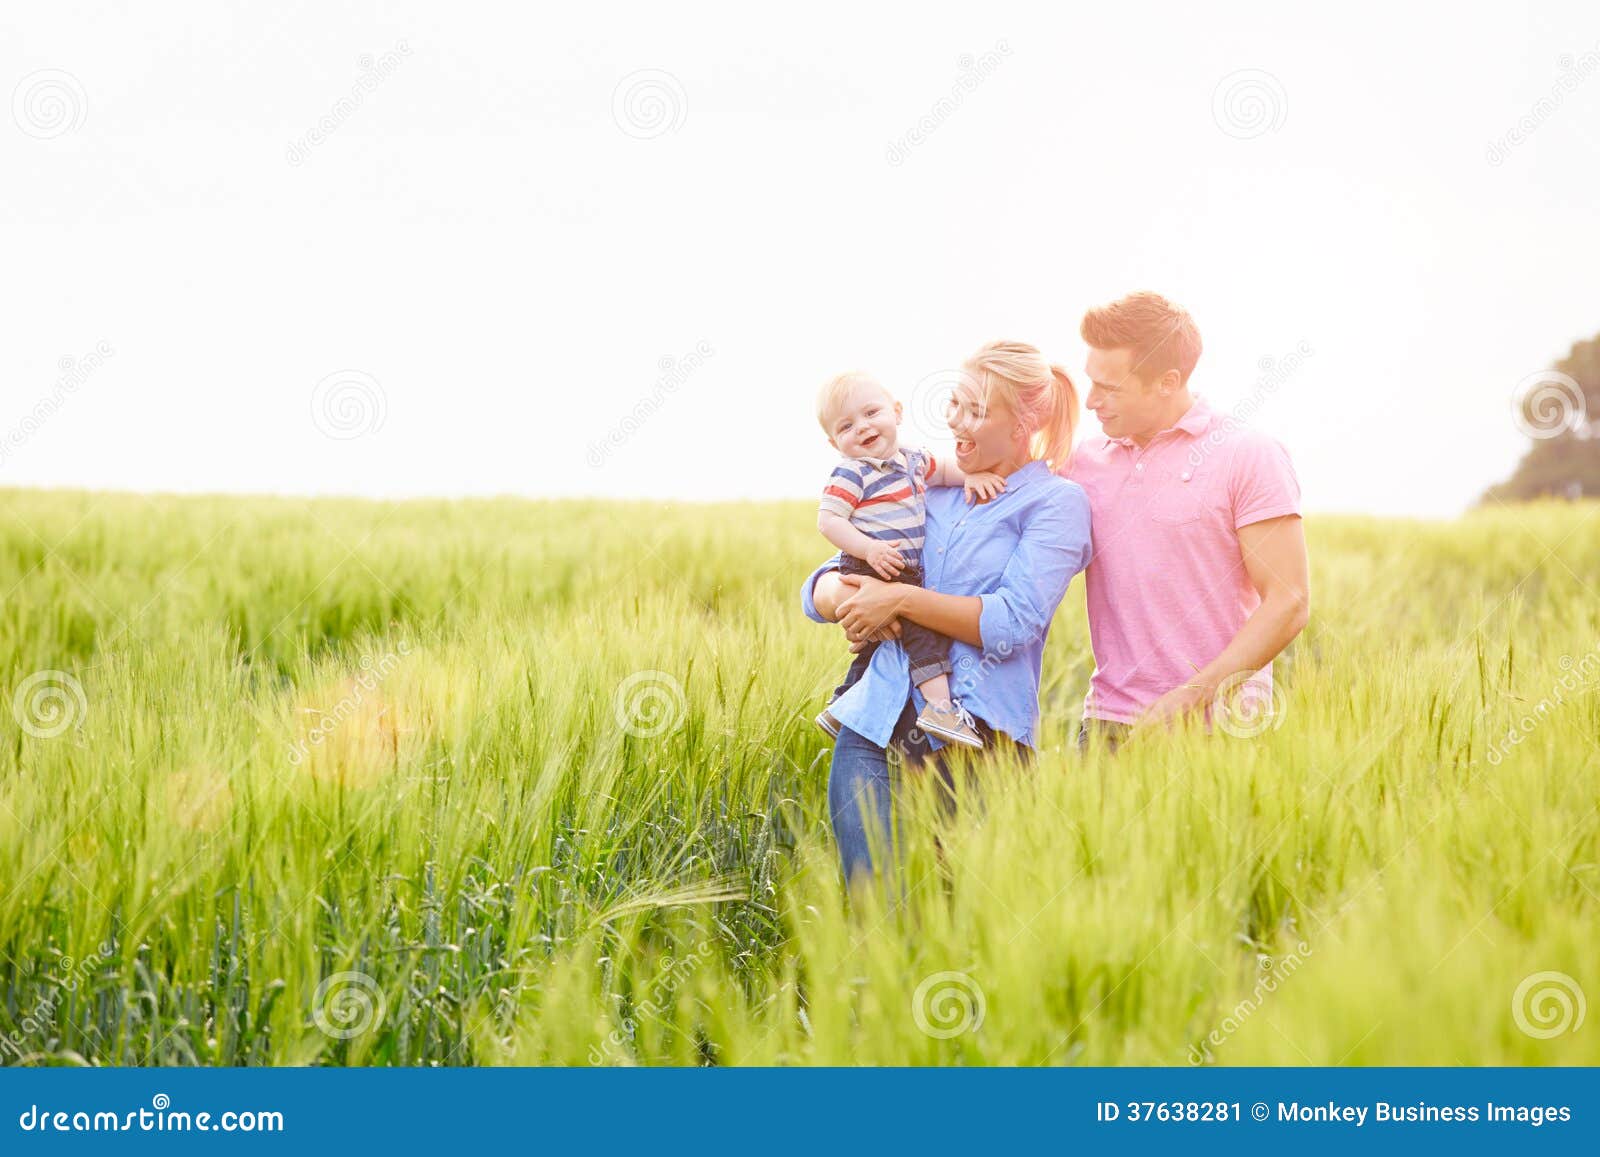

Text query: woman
(800, 341), (1092, 883)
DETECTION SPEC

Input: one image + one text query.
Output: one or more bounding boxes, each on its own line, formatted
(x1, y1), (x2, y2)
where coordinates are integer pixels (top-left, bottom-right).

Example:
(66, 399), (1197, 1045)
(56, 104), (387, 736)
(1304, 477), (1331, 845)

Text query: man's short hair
(1080, 291), (1203, 386)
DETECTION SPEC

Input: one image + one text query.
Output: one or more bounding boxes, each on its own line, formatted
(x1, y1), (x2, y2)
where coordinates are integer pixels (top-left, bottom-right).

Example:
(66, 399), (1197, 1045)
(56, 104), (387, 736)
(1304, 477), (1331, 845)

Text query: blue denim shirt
(801, 460), (1092, 748)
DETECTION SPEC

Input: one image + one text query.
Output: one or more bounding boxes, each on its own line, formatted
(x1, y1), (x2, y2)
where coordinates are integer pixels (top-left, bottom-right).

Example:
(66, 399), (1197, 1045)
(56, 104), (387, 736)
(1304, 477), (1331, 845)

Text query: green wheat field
(1, 488), (1596, 1066)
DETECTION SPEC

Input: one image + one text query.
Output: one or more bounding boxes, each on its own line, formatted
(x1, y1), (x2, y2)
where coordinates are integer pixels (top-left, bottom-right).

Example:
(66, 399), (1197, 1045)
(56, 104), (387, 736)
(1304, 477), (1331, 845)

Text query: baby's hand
(964, 471), (1007, 504)
(865, 541), (906, 580)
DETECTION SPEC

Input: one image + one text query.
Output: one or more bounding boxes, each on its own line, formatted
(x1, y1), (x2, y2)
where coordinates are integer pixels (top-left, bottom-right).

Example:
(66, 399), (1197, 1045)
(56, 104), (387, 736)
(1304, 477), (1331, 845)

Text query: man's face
(1084, 346), (1171, 442)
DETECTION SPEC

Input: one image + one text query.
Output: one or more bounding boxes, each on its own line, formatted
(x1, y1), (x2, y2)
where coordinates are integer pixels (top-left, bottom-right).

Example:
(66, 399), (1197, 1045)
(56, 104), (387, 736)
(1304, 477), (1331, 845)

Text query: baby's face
(826, 382), (902, 459)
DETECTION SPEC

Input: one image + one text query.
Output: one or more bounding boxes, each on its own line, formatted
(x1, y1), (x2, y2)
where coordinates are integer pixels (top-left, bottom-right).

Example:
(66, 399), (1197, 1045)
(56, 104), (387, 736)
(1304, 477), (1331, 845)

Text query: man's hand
(836, 573), (909, 642)
(1138, 681), (1210, 728)
(963, 471), (1007, 504)
(865, 541), (907, 580)
(1136, 515), (1309, 731)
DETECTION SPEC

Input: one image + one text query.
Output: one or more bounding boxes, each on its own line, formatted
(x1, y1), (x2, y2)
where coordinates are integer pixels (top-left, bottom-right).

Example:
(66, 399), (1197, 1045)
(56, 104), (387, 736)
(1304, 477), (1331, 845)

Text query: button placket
(1123, 443), (1147, 494)
(943, 484), (993, 563)
(927, 490), (967, 585)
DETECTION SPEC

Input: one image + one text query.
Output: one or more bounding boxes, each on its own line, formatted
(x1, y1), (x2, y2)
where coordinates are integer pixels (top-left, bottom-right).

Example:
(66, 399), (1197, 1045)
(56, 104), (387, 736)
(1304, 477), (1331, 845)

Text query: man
(1066, 292), (1310, 749)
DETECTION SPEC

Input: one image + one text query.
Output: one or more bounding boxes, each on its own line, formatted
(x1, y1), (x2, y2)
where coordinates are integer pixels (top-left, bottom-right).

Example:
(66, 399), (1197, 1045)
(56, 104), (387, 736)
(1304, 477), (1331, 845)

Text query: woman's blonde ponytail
(1040, 365), (1079, 472)
(962, 342), (1081, 472)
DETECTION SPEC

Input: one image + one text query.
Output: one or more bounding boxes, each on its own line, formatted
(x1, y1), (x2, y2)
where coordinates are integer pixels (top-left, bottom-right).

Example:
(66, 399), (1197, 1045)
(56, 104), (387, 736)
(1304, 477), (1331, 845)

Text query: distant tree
(1483, 331), (1600, 503)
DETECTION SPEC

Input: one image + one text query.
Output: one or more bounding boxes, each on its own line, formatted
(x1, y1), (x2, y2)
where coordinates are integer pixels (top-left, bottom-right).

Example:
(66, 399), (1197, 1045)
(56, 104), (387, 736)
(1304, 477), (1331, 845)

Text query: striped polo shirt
(819, 447), (936, 569)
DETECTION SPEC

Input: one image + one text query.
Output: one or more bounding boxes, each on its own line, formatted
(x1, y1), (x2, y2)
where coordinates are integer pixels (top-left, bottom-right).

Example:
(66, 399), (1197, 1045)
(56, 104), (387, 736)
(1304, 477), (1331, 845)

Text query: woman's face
(947, 374), (1020, 474)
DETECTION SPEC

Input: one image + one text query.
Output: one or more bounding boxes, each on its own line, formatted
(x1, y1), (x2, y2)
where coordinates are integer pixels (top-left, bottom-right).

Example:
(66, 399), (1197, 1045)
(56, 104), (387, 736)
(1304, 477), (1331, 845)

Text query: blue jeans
(828, 696), (1018, 886)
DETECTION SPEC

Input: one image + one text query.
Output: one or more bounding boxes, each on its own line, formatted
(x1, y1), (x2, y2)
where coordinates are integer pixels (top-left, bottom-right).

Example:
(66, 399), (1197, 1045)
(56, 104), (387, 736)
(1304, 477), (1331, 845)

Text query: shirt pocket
(1145, 462), (1207, 525)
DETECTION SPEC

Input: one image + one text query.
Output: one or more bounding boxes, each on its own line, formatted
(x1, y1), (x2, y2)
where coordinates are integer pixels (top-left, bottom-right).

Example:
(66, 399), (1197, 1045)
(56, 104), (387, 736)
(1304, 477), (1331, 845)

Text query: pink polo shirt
(1063, 397), (1301, 723)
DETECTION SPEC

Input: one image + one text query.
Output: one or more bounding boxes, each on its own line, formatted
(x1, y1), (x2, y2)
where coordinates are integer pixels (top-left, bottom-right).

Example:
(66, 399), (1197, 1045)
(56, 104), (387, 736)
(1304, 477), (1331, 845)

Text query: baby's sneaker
(917, 700), (983, 749)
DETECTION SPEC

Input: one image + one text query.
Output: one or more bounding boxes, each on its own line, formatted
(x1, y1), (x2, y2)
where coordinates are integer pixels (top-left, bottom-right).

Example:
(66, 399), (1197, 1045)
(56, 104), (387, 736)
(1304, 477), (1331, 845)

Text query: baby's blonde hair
(815, 371), (889, 433)
(962, 341), (1080, 471)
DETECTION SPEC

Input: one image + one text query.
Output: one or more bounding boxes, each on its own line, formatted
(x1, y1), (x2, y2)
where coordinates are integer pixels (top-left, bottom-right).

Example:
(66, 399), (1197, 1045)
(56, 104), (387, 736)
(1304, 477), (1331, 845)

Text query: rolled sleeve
(819, 461), (865, 520)
(817, 493), (856, 520)
(799, 554), (844, 623)
(976, 592), (1023, 656)
(976, 483), (1092, 655)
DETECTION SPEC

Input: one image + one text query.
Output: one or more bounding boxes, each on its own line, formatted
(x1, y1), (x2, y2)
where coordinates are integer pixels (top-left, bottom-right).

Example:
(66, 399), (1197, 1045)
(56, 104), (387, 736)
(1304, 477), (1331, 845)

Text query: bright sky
(4, 1), (1598, 516)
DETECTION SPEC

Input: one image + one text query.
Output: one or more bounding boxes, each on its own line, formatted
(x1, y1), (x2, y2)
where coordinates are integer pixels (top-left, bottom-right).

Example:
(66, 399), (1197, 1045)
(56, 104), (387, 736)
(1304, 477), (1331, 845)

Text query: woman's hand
(836, 574), (910, 641)
(847, 623), (900, 651)
(814, 571), (902, 645)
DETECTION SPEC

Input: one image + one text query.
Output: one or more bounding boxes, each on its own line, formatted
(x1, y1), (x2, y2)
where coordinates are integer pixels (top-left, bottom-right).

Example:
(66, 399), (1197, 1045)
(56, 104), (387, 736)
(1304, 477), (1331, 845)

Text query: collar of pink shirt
(1106, 395), (1214, 449)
